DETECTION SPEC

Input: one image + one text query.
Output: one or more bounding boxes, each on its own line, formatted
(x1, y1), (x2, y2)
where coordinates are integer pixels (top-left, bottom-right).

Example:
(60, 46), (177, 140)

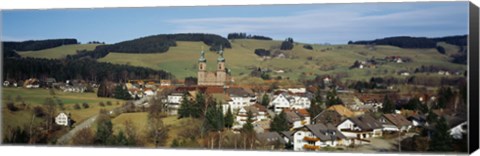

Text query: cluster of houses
(160, 85), (467, 151)
(3, 78), (90, 93)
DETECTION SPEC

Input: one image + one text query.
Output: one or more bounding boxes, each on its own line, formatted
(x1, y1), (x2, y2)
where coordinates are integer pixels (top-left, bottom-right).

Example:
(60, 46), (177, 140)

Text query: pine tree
(382, 95), (395, 114)
(242, 110), (255, 133)
(428, 117), (453, 151)
(204, 101), (224, 132)
(178, 94), (191, 118)
(224, 106), (234, 128)
(308, 98), (323, 119)
(261, 93), (270, 107)
(270, 110), (289, 132)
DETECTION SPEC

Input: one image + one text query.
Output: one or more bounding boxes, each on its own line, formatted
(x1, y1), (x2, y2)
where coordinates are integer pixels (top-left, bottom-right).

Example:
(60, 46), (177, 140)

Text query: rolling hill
(13, 37), (467, 84)
(17, 44), (100, 59)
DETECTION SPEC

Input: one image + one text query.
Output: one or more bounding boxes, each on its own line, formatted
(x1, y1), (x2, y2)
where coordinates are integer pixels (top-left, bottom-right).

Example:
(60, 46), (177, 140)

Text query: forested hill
(93, 33), (231, 54)
(3, 57), (172, 83)
(348, 35), (467, 48)
(3, 39), (78, 51)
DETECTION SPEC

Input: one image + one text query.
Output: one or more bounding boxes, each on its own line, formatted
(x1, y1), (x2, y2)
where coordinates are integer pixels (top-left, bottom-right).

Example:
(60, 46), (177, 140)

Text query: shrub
(436, 46), (446, 54)
(74, 103), (81, 110)
(99, 102), (105, 107)
(82, 102), (90, 109)
(106, 101), (112, 106)
(303, 44), (313, 50)
(6, 102), (18, 111)
(33, 106), (46, 117)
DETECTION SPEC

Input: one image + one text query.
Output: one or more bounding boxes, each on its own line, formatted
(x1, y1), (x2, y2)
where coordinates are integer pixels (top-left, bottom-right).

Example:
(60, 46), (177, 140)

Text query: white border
(0, 0), (478, 156)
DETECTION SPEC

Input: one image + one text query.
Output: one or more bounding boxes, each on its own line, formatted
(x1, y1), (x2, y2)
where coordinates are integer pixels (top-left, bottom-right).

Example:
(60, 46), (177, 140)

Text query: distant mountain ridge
(348, 35), (467, 48)
(3, 39), (78, 51)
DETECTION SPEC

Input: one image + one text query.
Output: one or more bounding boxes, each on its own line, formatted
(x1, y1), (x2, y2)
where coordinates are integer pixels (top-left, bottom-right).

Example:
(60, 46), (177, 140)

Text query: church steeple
(217, 45), (225, 62)
(198, 47), (206, 62)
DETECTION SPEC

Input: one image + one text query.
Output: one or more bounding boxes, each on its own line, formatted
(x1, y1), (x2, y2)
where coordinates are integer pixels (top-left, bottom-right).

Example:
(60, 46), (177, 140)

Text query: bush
(106, 101), (112, 106)
(436, 46), (446, 54)
(99, 102), (105, 107)
(74, 103), (81, 110)
(82, 102), (90, 109)
(33, 106), (45, 117)
(303, 44), (313, 50)
(6, 102), (18, 111)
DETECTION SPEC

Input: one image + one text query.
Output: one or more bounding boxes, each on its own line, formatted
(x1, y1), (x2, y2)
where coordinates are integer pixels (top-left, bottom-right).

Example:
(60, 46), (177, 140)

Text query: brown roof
(305, 123), (346, 141)
(382, 114), (412, 128)
(295, 109), (310, 117)
(313, 109), (344, 125)
(327, 105), (354, 117)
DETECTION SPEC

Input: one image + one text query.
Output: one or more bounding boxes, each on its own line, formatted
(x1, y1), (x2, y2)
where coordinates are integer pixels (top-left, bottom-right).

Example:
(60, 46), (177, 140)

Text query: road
(56, 115), (98, 145)
(56, 95), (152, 145)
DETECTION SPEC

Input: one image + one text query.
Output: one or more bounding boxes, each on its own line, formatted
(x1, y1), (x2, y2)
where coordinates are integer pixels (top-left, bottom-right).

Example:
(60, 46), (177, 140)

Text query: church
(197, 47), (229, 86)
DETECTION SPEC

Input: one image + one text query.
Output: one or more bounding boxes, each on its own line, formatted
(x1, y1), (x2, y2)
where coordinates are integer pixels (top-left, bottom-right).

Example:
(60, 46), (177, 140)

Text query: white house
(379, 114), (412, 132)
(292, 123), (349, 151)
(55, 112), (69, 126)
(166, 92), (185, 115)
(270, 93), (311, 114)
(337, 115), (383, 143)
(449, 121), (467, 139)
(235, 104), (268, 127)
(270, 94), (290, 114)
(226, 88), (257, 112)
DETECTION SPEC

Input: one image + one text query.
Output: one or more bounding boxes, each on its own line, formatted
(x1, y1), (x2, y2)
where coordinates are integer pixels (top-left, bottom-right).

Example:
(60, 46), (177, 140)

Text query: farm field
(17, 44), (100, 59)
(2, 87), (124, 133)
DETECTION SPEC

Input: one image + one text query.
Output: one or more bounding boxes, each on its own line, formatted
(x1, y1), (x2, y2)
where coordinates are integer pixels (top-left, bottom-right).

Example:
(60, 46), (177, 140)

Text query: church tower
(198, 49), (206, 85)
(216, 46), (226, 85)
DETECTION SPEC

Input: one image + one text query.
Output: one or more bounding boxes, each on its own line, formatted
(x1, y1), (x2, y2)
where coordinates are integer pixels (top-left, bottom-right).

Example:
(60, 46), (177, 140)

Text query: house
(256, 132), (286, 150)
(3, 81), (10, 87)
(326, 105), (354, 118)
(166, 92), (187, 115)
(227, 87), (257, 112)
(407, 114), (427, 127)
(23, 78), (40, 88)
(234, 104), (269, 129)
(270, 93), (311, 114)
(379, 114), (412, 132)
(160, 79), (172, 86)
(55, 112), (70, 126)
(254, 120), (271, 133)
(45, 78), (57, 87)
(449, 121), (467, 139)
(284, 109), (310, 130)
(337, 114), (383, 142)
(312, 109), (344, 126)
(292, 123), (348, 151)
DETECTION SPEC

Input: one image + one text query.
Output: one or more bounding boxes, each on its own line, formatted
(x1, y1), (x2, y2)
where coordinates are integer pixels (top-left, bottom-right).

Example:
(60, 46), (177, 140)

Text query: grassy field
(2, 87), (124, 133)
(17, 44), (100, 59)
(20, 40), (466, 83)
(110, 113), (195, 147)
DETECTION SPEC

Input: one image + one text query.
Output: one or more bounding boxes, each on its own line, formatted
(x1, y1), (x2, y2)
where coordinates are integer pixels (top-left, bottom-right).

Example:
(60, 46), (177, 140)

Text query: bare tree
(72, 128), (94, 145)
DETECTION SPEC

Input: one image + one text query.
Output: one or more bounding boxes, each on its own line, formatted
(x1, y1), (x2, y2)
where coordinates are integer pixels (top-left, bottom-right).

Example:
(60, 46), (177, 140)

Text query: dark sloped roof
(383, 114), (412, 127)
(256, 132), (286, 145)
(227, 87), (253, 97)
(285, 111), (302, 123)
(349, 114), (383, 130)
(279, 131), (294, 141)
(306, 123), (346, 141)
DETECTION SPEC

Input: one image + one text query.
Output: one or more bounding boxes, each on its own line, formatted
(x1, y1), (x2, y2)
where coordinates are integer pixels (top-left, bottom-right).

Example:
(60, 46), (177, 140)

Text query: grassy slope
(19, 40), (466, 83)
(2, 88), (124, 133)
(17, 44), (100, 59)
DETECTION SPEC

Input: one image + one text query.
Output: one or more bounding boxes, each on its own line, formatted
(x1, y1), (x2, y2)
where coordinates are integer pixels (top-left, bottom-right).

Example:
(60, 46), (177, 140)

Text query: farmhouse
(292, 123), (348, 151)
(336, 114), (383, 142)
(379, 114), (412, 132)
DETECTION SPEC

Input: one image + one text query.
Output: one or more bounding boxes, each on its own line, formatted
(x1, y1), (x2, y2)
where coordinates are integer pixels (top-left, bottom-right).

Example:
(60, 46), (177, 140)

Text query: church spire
(198, 46), (206, 62)
(217, 45), (225, 62)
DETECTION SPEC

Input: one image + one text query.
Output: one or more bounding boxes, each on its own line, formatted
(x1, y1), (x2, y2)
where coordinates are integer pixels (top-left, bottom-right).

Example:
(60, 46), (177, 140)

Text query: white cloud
(166, 3), (467, 44)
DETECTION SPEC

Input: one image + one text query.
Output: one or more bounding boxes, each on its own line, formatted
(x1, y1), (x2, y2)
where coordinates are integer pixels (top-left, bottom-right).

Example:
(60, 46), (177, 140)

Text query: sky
(1, 1), (469, 44)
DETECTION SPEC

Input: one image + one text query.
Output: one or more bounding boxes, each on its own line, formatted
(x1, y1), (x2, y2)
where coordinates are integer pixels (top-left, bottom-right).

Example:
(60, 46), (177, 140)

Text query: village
(2, 46), (468, 152)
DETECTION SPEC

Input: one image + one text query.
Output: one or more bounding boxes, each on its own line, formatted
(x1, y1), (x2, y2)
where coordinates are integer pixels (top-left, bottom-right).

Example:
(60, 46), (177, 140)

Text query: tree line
(89, 33), (231, 54)
(3, 57), (172, 83)
(227, 33), (272, 40)
(3, 39), (78, 51)
(348, 35), (467, 49)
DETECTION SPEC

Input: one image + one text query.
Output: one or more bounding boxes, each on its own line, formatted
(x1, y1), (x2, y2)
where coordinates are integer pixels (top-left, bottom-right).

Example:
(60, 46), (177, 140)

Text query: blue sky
(1, 2), (469, 44)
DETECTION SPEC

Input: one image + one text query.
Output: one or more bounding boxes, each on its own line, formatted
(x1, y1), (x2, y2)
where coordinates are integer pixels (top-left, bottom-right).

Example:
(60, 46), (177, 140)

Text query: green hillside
(17, 44), (100, 59)
(18, 39), (466, 83)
